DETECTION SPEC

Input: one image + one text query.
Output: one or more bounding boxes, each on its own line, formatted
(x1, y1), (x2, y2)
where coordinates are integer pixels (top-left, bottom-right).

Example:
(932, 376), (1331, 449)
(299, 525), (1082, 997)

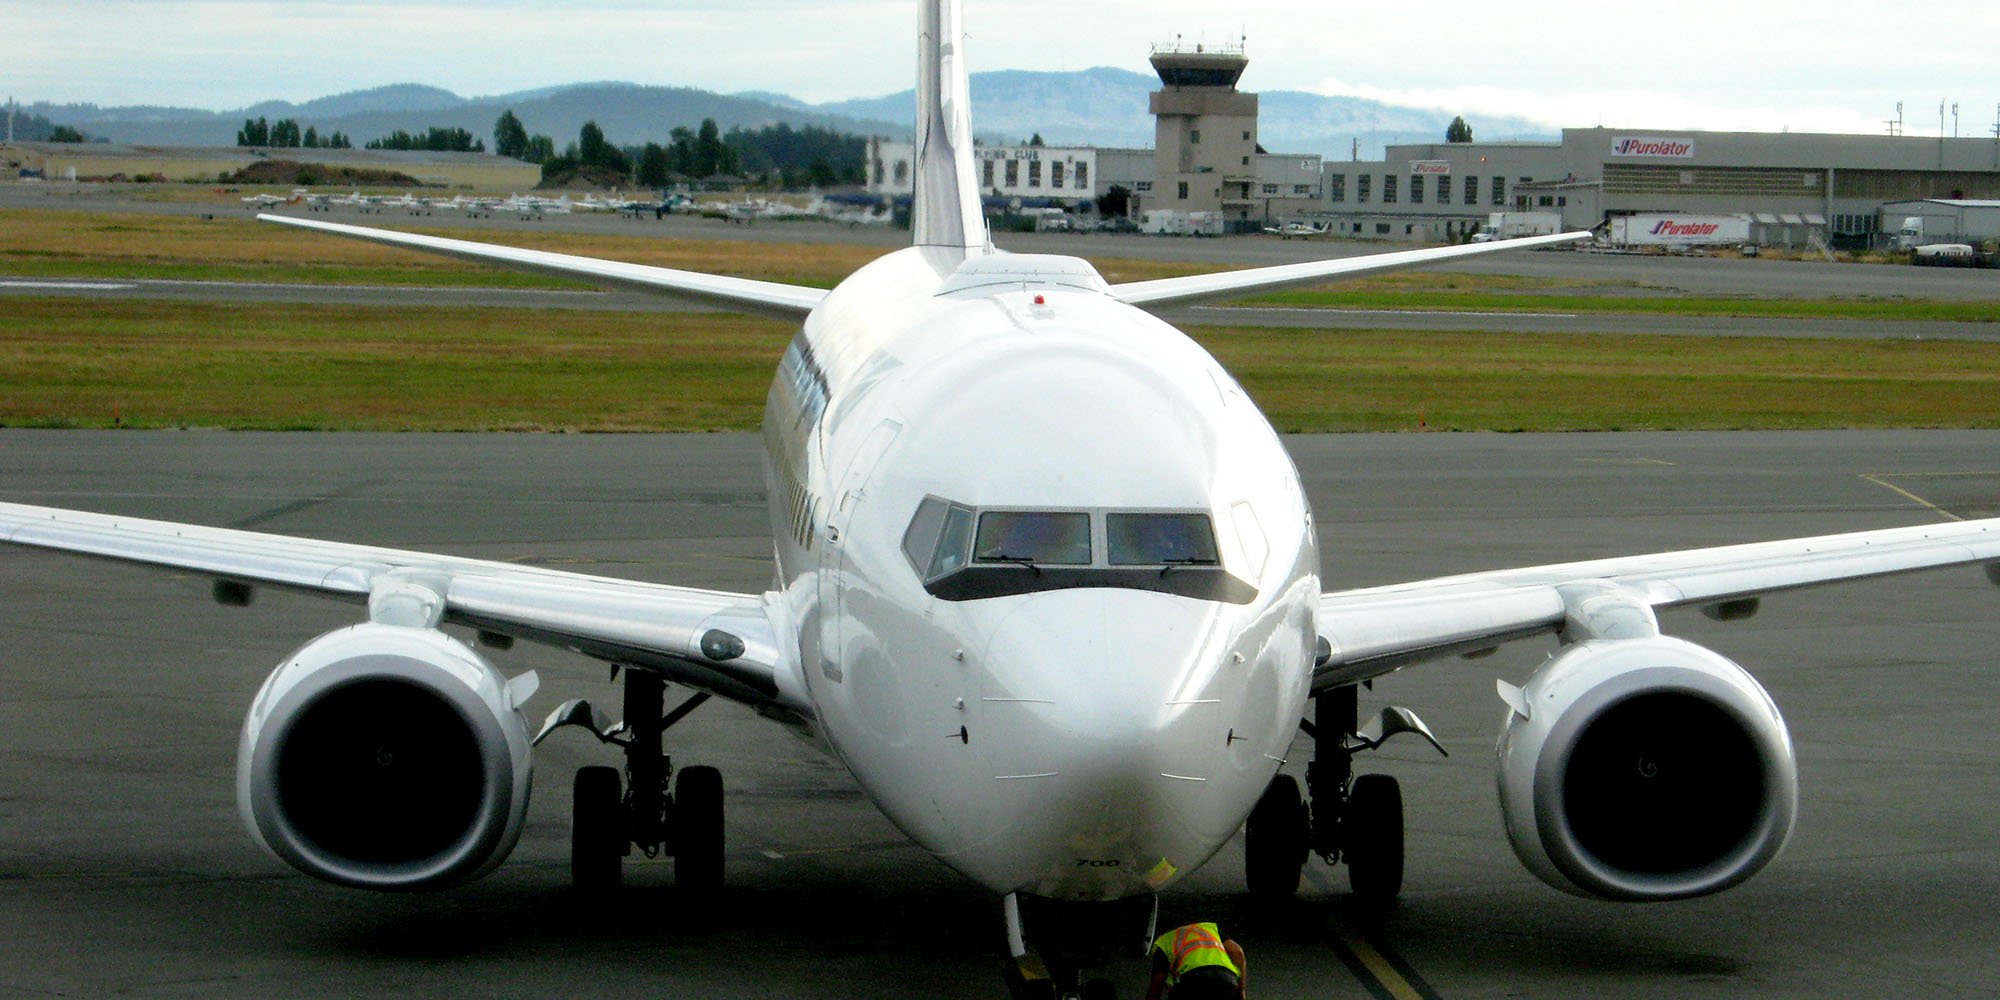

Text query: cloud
(1309, 78), (1896, 138)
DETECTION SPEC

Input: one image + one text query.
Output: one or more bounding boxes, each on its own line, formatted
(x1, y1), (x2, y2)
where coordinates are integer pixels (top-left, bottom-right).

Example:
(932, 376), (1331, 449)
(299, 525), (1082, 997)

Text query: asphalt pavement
(3, 429), (1997, 998)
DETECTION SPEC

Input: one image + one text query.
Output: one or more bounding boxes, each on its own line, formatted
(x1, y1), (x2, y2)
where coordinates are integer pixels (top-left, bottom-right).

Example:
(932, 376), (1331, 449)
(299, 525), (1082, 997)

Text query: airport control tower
(1149, 41), (1257, 221)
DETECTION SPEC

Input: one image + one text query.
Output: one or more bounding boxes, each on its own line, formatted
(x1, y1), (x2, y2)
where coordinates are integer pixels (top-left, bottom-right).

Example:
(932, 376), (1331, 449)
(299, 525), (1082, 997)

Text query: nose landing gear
(1244, 683), (1444, 905)
(534, 667), (722, 894)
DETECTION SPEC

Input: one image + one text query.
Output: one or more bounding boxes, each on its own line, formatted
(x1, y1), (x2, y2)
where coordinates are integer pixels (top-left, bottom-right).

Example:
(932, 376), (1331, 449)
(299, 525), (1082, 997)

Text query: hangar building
(1320, 129), (2000, 246)
(1878, 199), (2000, 244)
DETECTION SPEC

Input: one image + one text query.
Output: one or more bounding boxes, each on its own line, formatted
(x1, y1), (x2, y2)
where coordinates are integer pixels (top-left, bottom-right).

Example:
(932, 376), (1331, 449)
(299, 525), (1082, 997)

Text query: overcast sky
(12, 1), (2000, 138)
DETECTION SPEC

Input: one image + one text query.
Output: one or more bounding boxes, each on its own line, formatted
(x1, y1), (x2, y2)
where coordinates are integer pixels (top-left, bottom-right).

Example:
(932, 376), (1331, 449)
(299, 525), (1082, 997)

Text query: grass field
(0, 210), (1206, 289)
(4, 298), (1996, 432)
(3, 204), (1997, 432)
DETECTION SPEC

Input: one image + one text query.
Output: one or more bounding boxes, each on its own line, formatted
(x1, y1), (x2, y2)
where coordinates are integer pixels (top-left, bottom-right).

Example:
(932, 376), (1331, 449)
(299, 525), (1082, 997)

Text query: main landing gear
(534, 667), (722, 894)
(1245, 684), (1445, 905)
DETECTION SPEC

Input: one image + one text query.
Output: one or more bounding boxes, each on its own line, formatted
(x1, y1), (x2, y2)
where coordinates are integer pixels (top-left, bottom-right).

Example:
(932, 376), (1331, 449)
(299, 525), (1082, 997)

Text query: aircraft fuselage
(763, 247), (1320, 901)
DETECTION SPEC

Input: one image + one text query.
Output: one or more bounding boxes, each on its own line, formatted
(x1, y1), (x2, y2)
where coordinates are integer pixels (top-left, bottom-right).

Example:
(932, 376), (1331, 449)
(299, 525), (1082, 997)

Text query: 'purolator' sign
(1409, 160), (1451, 175)
(1609, 213), (1748, 246)
(1652, 220), (1719, 237)
(1611, 136), (1695, 158)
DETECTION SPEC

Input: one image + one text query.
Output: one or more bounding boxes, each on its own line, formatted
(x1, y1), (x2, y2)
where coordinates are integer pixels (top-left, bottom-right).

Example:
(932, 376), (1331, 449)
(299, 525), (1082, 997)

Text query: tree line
(236, 117), (352, 149)
(10, 108), (93, 143)
(365, 126), (483, 153)
(226, 108), (864, 188)
(494, 109), (861, 187)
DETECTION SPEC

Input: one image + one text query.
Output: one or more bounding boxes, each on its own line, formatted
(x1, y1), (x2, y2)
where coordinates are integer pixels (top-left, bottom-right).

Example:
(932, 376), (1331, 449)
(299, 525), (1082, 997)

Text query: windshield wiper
(980, 553), (1043, 576)
(1159, 556), (1219, 578)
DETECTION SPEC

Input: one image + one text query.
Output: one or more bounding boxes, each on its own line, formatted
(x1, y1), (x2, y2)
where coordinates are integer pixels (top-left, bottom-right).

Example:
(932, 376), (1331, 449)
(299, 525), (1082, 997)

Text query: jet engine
(236, 623), (534, 890)
(1496, 636), (1797, 901)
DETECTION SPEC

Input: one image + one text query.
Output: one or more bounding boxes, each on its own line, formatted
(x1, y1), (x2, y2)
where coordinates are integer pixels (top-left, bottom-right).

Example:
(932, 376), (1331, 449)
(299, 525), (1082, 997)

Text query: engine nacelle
(1496, 636), (1797, 901)
(236, 623), (533, 890)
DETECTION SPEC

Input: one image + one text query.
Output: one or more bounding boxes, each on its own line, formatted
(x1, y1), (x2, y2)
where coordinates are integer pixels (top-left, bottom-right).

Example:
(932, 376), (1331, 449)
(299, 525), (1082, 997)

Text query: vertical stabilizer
(913, 0), (988, 253)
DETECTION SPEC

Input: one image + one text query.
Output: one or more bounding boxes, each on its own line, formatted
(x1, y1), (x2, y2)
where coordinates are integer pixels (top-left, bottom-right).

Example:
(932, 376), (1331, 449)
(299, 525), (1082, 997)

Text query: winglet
(912, 0), (988, 254)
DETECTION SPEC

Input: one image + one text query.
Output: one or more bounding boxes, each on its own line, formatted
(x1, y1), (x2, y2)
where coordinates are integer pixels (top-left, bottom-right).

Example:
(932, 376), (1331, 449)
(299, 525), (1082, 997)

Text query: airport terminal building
(866, 37), (2000, 247)
(1319, 129), (2000, 246)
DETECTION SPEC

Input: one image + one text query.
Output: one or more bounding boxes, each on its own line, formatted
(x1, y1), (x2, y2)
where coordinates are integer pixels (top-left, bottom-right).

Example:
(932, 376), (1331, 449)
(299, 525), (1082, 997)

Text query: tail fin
(913, 0), (987, 254)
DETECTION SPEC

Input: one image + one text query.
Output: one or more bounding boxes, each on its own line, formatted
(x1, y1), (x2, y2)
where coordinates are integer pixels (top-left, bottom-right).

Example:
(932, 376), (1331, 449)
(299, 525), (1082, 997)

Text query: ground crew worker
(1144, 921), (1247, 1000)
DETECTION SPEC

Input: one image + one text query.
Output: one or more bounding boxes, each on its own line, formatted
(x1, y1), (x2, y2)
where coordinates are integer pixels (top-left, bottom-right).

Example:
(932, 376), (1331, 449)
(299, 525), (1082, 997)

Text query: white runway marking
(0, 280), (134, 290)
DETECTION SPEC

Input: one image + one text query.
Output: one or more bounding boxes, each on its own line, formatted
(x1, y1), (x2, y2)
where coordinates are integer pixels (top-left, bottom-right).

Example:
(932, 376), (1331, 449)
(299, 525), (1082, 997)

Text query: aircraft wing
(1314, 517), (2000, 688)
(1108, 230), (1590, 310)
(256, 213), (826, 320)
(0, 500), (803, 712)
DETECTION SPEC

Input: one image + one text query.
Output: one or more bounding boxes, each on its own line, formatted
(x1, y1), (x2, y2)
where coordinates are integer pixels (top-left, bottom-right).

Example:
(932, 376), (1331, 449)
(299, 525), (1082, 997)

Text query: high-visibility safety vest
(1152, 922), (1239, 988)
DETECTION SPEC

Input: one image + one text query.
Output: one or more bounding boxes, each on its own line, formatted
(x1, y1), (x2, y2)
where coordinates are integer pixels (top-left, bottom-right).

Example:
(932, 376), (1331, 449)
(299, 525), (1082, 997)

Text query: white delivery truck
(1484, 211), (1565, 239)
(1892, 216), (1931, 250)
(1140, 210), (1225, 236)
(1609, 214), (1750, 248)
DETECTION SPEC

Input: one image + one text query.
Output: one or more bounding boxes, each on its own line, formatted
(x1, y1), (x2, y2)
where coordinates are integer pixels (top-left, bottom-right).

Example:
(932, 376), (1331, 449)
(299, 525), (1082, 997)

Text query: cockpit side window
(928, 503), (976, 579)
(974, 511), (1092, 565)
(1106, 512), (1219, 566)
(901, 496), (948, 574)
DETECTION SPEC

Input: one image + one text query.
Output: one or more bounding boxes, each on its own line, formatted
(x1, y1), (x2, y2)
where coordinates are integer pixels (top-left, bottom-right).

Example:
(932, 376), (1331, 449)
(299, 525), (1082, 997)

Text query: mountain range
(26, 68), (1556, 160)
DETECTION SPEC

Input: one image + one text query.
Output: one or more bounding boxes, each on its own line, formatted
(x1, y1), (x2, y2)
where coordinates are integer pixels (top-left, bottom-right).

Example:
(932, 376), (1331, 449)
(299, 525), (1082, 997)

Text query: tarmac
(3, 429), (1998, 998)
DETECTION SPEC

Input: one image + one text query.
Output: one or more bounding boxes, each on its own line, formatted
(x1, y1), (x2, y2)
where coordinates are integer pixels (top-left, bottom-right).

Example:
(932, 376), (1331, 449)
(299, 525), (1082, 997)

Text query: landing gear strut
(1244, 683), (1442, 905)
(1001, 893), (1150, 1000)
(534, 667), (720, 893)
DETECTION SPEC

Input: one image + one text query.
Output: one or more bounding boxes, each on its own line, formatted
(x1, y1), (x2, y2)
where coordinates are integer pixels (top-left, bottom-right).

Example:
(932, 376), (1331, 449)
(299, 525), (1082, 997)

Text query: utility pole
(1885, 101), (1902, 137)
(5, 97), (14, 145)
(1937, 99), (1946, 169)
(1990, 103), (1999, 170)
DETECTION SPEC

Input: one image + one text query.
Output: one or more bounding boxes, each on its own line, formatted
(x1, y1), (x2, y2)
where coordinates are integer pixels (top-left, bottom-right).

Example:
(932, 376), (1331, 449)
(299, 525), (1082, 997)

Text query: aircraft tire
(674, 765), (725, 893)
(1245, 774), (1307, 900)
(1345, 773), (1404, 905)
(572, 765), (624, 893)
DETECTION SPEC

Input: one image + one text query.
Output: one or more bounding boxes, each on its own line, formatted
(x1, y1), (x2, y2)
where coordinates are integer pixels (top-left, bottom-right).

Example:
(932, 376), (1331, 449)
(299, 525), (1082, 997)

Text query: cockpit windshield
(975, 511), (1092, 565)
(901, 496), (1254, 604)
(1106, 512), (1218, 566)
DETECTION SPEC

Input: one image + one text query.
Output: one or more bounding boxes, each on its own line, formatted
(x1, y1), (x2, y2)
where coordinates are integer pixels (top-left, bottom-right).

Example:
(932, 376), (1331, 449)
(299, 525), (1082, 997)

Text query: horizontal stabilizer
(258, 214), (825, 319)
(1109, 230), (1591, 310)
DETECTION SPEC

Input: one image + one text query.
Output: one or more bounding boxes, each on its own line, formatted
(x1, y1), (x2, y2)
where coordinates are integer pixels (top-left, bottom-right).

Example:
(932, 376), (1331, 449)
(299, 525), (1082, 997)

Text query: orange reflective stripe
(1172, 924), (1222, 965)
(1154, 922), (1237, 986)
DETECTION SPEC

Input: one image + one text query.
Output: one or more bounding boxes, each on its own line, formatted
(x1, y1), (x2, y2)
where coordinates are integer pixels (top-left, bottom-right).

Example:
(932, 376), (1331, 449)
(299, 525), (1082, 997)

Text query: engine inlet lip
(1532, 664), (1795, 901)
(246, 653), (517, 890)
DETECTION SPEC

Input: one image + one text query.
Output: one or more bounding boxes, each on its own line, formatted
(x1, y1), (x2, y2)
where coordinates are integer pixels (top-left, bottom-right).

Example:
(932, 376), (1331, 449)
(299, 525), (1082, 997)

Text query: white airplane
(1262, 220), (1332, 239)
(3, 0), (1999, 988)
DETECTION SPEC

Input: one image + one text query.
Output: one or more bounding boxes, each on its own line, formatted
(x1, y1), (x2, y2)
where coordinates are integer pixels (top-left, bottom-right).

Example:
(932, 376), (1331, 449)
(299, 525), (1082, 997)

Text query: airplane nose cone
(968, 590), (1247, 898)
